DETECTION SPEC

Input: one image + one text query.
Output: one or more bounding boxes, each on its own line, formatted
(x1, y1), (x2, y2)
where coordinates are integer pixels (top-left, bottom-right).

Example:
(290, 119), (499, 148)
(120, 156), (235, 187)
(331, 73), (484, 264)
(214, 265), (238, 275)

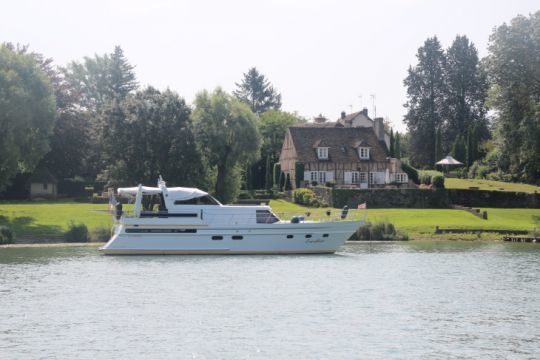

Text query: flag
(357, 202), (367, 209)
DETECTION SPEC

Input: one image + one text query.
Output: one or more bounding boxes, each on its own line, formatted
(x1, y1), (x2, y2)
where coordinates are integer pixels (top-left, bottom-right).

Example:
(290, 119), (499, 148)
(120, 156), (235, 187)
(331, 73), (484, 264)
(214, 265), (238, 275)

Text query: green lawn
(269, 200), (540, 234)
(1, 199), (539, 238)
(445, 178), (540, 193)
(0, 201), (111, 237)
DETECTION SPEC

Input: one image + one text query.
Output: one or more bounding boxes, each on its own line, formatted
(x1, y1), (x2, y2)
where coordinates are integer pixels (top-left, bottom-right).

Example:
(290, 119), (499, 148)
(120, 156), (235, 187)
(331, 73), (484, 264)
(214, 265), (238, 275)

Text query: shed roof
(288, 127), (388, 163)
(28, 167), (58, 184)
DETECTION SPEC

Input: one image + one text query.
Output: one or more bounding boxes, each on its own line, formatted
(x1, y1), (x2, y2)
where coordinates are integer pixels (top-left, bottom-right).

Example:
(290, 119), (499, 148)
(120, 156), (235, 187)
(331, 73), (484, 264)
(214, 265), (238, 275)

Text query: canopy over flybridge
(117, 186), (209, 201)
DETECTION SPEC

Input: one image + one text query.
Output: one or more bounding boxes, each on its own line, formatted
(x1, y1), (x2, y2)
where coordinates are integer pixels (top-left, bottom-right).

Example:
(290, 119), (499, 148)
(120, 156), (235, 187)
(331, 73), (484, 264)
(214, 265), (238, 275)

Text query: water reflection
(0, 241), (539, 358)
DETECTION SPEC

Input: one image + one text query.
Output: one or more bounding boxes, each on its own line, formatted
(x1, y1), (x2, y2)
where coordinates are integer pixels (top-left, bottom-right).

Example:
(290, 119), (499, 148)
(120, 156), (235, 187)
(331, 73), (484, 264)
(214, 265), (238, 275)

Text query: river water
(0, 242), (539, 359)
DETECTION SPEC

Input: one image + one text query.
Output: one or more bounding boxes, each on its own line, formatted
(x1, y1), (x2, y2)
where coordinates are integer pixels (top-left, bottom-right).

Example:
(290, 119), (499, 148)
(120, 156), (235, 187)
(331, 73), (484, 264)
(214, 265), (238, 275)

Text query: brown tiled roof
(288, 127), (388, 163)
(298, 121), (343, 128)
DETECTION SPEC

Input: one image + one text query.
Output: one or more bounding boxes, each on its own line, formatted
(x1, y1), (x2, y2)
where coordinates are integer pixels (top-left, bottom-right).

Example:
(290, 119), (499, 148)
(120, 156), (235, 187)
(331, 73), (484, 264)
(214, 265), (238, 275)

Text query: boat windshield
(173, 195), (221, 206)
(256, 210), (280, 224)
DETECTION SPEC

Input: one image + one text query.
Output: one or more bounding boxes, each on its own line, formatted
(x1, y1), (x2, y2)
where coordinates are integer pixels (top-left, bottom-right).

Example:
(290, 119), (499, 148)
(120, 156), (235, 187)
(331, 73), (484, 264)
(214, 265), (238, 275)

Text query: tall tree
(0, 43), (56, 190)
(389, 129), (395, 157)
(403, 37), (446, 168)
(65, 46), (138, 111)
(486, 12), (540, 183)
(99, 87), (207, 188)
(233, 67), (282, 114)
(443, 35), (488, 152)
(65, 46), (138, 179)
(394, 132), (401, 159)
(192, 88), (261, 202)
(435, 127), (443, 164)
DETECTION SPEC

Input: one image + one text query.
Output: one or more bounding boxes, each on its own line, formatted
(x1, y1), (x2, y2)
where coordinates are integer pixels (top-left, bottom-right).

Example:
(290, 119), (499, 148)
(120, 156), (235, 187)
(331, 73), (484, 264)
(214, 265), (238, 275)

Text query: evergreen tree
(273, 163), (281, 189)
(443, 35), (488, 153)
(487, 11), (540, 183)
(389, 129), (395, 157)
(403, 37), (446, 168)
(233, 67), (282, 114)
(109, 46), (138, 100)
(435, 128), (443, 166)
(264, 155), (272, 190)
(452, 135), (466, 163)
(394, 132), (401, 159)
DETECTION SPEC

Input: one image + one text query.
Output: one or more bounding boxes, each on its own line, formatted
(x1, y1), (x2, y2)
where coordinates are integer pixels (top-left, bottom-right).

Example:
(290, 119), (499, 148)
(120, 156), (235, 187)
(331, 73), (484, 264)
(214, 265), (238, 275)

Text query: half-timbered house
(279, 116), (411, 189)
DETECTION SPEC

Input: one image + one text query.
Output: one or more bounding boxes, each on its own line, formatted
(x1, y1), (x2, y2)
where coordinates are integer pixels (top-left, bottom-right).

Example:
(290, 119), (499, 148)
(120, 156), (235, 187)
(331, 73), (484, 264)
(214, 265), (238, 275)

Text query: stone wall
(332, 188), (539, 208)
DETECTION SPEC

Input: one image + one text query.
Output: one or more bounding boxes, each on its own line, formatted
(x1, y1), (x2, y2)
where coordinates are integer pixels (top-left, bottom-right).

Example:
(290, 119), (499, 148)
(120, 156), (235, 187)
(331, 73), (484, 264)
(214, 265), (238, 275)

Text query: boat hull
(99, 220), (362, 255)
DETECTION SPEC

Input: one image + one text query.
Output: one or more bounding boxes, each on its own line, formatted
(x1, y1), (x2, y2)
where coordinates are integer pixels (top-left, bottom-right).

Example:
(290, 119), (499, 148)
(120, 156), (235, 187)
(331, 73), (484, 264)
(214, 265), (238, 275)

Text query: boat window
(286, 235), (293, 239)
(256, 210), (280, 224)
(212, 236), (223, 240)
(232, 235), (243, 240)
(323, 234), (329, 237)
(174, 195), (220, 206)
(125, 228), (197, 233)
(305, 234), (312, 238)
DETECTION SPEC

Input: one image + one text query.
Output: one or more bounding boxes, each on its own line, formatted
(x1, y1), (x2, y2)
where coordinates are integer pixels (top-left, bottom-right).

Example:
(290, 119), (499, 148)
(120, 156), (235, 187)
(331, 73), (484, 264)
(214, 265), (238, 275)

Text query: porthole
(305, 234), (312, 238)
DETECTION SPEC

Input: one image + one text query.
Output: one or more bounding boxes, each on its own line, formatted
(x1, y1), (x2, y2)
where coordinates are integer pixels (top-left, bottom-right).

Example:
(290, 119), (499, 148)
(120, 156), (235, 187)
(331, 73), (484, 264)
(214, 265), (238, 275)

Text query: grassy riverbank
(269, 200), (540, 235)
(0, 199), (538, 240)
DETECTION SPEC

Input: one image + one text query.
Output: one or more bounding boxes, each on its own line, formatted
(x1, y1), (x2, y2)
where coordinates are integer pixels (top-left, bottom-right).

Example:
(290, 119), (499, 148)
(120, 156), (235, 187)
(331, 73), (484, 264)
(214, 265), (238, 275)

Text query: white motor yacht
(99, 177), (364, 255)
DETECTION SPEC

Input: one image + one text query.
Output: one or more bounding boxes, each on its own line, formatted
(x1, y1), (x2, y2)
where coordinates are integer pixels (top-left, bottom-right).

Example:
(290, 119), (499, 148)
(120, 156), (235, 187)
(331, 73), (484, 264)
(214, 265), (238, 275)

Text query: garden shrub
(350, 221), (408, 241)
(0, 226), (14, 244)
(64, 222), (89, 243)
(292, 188), (326, 207)
(401, 162), (419, 184)
(432, 175), (445, 189)
(90, 227), (111, 242)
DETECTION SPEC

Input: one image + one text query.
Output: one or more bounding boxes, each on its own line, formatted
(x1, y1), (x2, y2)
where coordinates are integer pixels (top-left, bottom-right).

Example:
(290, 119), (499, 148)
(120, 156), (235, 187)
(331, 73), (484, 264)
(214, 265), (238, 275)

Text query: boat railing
(116, 208), (367, 224)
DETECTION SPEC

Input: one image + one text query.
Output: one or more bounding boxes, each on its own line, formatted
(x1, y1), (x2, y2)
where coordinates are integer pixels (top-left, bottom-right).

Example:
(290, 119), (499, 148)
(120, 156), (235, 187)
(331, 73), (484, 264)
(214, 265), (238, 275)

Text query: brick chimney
(373, 117), (385, 142)
(340, 111), (346, 120)
(361, 107), (368, 116)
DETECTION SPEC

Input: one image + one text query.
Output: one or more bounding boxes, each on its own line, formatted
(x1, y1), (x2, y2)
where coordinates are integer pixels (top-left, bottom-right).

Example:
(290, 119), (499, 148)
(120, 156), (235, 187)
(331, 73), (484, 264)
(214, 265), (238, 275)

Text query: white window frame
(396, 173), (408, 183)
(317, 147), (328, 160)
(318, 171), (326, 184)
(369, 172), (375, 184)
(359, 172), (368, 184)
(310, 171), (318, 182)
(351, 171), (359, 184)
(358, 147), (370, 159)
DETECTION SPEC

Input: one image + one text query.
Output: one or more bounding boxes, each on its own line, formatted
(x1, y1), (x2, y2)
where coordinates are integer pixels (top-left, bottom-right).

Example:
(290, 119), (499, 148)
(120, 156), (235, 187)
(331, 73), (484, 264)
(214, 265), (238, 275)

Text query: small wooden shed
(27, 167), (58, 199)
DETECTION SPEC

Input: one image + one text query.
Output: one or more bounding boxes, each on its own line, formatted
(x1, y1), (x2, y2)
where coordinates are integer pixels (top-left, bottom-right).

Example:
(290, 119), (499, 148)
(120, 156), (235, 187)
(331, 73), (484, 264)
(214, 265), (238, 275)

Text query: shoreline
(1, 239), (511, 249)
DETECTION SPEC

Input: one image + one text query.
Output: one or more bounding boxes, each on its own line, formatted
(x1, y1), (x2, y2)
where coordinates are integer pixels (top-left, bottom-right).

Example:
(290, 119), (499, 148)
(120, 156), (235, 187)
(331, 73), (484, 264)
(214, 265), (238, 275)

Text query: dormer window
(358, 147), (370, 159)
(317, 147), (328, 159)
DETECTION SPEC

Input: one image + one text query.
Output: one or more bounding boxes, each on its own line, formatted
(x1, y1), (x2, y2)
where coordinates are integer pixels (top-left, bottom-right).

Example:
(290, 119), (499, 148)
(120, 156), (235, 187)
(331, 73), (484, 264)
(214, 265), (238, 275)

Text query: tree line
(0, 45), (303, 202)
(404, 11), (540, 184)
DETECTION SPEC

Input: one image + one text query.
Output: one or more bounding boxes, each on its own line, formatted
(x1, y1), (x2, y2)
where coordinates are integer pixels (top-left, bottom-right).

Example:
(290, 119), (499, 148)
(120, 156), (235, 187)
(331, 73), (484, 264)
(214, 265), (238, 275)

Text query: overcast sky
(1, 0), (538, 131)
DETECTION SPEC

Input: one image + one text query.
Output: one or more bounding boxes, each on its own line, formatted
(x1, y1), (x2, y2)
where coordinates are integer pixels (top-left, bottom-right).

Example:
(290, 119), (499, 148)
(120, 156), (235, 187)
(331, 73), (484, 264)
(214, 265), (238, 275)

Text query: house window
(43, 183), (48, 190)
(351, 172), (359, 184)
(359, 172), (368, 184)
(317, 147), (328, 160)
(310, 171), (317, 182)
(369, 172), (374, 184)
(358, 147), (370, 159)
(318, 171), (326, 183)
(396, 173), (408, 183)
